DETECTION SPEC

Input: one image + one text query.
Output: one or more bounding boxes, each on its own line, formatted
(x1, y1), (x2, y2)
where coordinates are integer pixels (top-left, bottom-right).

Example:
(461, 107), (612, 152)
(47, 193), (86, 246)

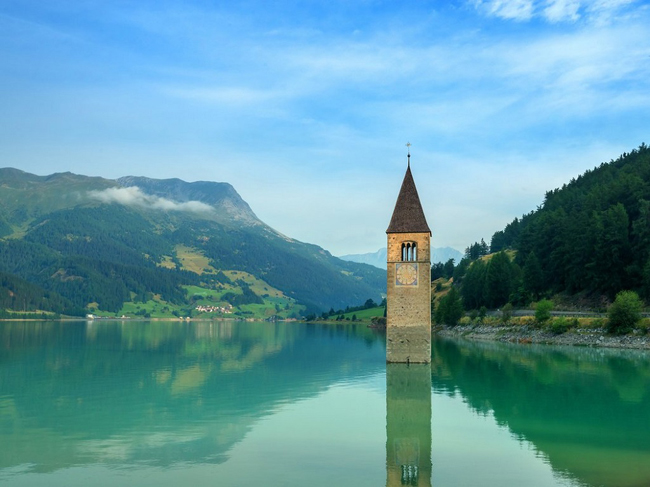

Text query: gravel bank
(436, 325), (650, 350)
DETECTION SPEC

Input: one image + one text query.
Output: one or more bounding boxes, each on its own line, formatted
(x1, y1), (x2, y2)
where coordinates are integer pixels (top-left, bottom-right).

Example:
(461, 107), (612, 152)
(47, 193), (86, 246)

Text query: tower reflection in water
(386, 363), (432, 487)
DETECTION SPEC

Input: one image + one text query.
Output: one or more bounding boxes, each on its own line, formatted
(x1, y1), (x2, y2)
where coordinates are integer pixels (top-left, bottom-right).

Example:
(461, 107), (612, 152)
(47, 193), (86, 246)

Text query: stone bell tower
(386, 146), (431, 363)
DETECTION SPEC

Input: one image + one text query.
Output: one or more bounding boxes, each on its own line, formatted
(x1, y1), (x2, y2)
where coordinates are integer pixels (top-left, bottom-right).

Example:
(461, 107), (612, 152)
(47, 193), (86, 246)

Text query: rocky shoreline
(436, 324), (650, 350)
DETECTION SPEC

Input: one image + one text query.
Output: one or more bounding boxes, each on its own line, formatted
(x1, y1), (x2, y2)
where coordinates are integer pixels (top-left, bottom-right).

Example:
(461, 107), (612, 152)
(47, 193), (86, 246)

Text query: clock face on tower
(396, 262), (418, 286)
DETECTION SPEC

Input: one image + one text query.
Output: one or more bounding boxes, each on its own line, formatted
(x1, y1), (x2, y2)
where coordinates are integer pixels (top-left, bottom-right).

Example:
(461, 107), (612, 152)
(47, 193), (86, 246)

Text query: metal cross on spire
(406, 142), (411, 167)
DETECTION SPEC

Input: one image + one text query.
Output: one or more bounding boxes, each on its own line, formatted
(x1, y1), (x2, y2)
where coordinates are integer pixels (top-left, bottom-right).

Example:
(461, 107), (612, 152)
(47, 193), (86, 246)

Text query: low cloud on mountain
(88, 186), (215, 214)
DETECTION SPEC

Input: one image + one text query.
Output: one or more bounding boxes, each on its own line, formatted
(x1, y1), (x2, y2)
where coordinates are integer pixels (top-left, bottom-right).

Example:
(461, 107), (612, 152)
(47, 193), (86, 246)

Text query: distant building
(386, 149), (432, 363)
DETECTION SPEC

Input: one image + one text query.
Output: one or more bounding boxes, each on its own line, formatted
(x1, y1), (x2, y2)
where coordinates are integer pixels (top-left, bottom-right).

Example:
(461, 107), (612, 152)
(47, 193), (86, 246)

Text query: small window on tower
(401, 242), (417, 261)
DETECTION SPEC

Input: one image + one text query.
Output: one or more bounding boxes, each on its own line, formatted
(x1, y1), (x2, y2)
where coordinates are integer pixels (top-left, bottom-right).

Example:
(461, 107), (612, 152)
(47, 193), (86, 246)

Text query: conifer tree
(523, 252), (544, 298)
(484, 252), (514, 308)
(435, 287), (463, 326)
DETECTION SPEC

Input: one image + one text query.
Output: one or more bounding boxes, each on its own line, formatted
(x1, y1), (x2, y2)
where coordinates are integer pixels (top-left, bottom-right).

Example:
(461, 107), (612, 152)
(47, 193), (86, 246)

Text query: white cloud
(543, 0), (581, 22)
(88, 187), (215, 214)
(499, 23), (650, 94)
(472, 0), (639, 23)
(586, 0), (638, 24)
(472, 0), (535, 21)
(587, 0), (636, 13)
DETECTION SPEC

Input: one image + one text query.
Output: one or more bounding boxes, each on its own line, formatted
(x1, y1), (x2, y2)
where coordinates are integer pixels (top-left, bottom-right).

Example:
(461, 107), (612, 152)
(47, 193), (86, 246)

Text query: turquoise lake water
(1, 321), (650, 486)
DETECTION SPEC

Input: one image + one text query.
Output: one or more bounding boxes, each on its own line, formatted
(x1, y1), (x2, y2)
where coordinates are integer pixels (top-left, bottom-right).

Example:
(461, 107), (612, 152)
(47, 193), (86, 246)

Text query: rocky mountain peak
(117, 176), (260, 224)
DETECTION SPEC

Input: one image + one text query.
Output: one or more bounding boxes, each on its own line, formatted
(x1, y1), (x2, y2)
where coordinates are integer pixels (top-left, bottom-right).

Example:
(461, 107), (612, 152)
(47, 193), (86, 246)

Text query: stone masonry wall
(386, 232), (432, 363)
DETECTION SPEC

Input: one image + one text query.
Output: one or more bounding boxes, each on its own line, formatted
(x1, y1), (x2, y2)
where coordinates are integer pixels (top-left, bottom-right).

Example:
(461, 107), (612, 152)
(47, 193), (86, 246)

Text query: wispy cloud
(471, 0), (640, 23)
(472, 0), (535, 21)
(543, 0), (581, 22)
(88, 187), (214, 214)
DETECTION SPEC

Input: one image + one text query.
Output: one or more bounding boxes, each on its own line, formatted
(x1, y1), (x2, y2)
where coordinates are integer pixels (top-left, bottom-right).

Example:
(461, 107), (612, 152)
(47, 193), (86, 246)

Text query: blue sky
(1, 0), (649, 256)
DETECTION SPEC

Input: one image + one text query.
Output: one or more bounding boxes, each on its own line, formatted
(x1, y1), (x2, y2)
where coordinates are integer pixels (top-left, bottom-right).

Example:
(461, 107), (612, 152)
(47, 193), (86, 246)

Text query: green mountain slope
(488, 143), (650, 301)
(0, 168), (116, 236)
(0, 168), (385, 316)
(0, 270), (79, 317)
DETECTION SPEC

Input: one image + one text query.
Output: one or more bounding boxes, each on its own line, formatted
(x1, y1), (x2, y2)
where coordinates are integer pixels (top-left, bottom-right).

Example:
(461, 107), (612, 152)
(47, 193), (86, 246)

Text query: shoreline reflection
(431, 337), (650, 487)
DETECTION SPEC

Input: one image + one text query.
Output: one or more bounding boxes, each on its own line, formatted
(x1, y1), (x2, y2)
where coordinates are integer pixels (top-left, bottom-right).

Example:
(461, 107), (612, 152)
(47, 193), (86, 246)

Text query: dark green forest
(0, 239), (199, 314)
(0, 271), (78, 316)
(451, 144), (650, 310)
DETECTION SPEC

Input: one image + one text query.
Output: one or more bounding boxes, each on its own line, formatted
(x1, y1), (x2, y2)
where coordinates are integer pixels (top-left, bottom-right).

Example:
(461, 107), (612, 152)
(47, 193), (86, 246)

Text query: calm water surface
(1, 321), (649, 486)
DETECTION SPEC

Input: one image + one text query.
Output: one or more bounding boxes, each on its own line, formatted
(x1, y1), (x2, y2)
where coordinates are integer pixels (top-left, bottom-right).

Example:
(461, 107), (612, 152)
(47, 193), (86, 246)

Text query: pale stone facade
(386, 232), (432, 363)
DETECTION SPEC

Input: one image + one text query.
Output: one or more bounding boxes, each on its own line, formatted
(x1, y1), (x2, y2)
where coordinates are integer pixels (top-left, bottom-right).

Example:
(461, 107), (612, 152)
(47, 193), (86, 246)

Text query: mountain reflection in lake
(1, 321), (649, 487)
(431, 338), (650, 487)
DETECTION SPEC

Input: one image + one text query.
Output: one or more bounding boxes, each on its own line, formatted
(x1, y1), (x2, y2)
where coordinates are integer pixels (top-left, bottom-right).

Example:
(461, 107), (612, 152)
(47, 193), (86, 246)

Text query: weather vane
(406, 142), (411, 166)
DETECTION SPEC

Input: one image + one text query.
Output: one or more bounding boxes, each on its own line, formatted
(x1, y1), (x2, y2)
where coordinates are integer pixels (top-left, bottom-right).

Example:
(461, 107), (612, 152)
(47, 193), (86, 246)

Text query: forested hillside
(454, 144), (650, 310)
(0, 271), (80, 317)
(0, 169), (385, 317)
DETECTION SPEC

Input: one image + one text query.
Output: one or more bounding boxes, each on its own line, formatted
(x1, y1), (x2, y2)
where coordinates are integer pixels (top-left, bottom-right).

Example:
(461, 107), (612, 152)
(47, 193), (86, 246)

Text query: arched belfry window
(401, 241), (417, 262)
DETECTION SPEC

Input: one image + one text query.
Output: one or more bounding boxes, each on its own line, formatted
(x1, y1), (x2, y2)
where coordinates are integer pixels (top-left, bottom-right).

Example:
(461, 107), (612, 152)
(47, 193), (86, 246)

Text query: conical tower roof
(386, 164), (431, 234)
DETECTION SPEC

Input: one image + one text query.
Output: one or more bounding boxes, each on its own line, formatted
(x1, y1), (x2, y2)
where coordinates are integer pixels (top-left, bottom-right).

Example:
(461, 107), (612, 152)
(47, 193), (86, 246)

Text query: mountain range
(0, 168), (385, 317)
(339, 246), (463, 270)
